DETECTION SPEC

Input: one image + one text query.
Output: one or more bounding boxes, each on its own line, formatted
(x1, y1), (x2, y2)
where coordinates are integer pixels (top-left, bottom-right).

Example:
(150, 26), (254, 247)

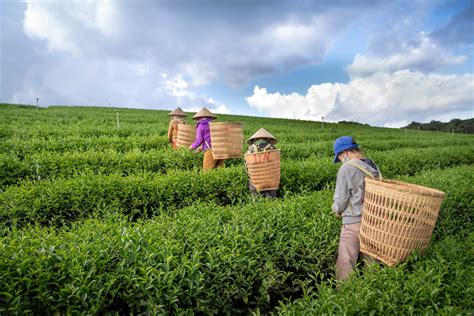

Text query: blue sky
(1, 0), (473, 127)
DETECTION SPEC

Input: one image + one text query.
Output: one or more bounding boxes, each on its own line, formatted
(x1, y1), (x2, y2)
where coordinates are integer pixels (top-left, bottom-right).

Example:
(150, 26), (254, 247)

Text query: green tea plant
(276, 233), (473, 315)
(2, 146), (472, 229)
(1, 103), (473, 314)
(0, 165), (472, 314)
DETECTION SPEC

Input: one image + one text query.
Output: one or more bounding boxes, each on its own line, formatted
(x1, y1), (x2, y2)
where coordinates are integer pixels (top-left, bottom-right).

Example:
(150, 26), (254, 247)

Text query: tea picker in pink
(189, 107), (225, 172)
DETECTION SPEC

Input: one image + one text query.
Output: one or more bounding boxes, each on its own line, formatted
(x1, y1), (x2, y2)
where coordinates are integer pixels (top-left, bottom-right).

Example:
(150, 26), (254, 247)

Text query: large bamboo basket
(360, 178), (445, 266)
(175, 124), (195, 148)
(244, 150), (280, 192)
(209, 122), (243, 159)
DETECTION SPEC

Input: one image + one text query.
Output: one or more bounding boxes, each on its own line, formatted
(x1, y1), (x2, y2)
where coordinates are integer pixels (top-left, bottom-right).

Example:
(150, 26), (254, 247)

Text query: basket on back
(175, 124), (195, 148)
(244, 150), (280, 192)
(360, 178), (445, 266)
(210, 122), (243, 159)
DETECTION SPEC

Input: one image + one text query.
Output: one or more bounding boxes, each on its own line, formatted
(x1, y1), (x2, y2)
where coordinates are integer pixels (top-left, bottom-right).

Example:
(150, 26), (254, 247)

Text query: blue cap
(333, 136), (358, 163)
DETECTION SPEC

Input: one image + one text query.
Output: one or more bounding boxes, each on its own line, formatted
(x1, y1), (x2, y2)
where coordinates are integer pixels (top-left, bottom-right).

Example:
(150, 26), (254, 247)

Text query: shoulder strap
(345, 160), (383, 180)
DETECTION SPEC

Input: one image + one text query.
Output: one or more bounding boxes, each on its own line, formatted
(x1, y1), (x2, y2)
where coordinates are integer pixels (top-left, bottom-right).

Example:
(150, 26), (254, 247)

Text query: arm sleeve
(332, 167), (352, 214)
(191, 124), (203, 149)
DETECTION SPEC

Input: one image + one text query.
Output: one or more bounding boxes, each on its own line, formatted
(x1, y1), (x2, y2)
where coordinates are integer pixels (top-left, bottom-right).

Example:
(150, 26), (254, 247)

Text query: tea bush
(1, 104), (473, 314)
(0, 190), (338, 314)
(0, 165), (472, 314)
(276, 233), (473, 315)
(2, 147), (472, 229)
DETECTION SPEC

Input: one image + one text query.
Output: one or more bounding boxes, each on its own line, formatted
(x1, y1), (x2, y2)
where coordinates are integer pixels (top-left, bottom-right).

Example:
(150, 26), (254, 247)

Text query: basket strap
(345, 160), (383, 180)
(376, 166), (383, 180)
(204, 140), (212, 151)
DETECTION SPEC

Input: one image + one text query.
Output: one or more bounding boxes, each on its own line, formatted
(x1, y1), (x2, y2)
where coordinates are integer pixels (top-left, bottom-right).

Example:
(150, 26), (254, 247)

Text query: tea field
(1, 104), (473, 314)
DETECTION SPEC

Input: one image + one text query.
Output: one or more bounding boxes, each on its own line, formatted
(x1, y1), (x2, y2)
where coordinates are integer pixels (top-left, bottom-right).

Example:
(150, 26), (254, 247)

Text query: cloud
(161, 74), (231, 113)
(183, 101), (232, 116)
(5, 0), (379, 109)
(23, 0), (122, 55)
(23, 2), (76, 53)
(18, 0), (375, 85)
(7, 55), (225, 112)
(3, 0), (472, 125)
(348, 1), (471, 78)
(347, 34), (467, 77)
(246, 70), (474, 127)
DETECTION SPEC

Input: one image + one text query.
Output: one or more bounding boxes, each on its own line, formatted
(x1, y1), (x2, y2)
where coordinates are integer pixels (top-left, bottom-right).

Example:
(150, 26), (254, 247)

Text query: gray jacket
(332, 158), (381, 224)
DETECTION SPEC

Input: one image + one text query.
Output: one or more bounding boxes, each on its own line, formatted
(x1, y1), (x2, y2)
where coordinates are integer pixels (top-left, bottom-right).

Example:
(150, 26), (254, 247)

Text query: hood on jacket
(346, 158), (380, 178)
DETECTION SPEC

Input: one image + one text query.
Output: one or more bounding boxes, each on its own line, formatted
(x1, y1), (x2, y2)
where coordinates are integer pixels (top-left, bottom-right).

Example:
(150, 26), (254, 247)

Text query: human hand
(334, 213), (342, 219)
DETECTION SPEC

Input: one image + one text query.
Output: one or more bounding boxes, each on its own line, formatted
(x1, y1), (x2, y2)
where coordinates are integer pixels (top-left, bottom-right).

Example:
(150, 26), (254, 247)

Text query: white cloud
(180, 62), (216, 86)
(347, 34), (468, 77)
(20, 0), (359, 86)
(163, 74), (189, 98)
(23, 2), (79, 53)
(183, 96), (232, 115)
(23, 0), (122, 56)
(257, 20), (324, 61)
(14, 0), (368, 111)
(206, 98), (232, 115)
(8, 0), (472, 125)
(246, 70), (474, 127)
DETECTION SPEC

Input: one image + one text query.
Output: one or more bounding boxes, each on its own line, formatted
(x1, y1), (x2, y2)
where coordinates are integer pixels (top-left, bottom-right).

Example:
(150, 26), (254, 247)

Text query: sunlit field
(1, 104), (473, 314)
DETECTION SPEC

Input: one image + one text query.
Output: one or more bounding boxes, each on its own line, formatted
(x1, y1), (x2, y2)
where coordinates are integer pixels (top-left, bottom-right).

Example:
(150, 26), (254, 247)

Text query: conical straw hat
(247, 128), (278, 145)
(192, 107), (217, 120)
(168, 107), (187, 117)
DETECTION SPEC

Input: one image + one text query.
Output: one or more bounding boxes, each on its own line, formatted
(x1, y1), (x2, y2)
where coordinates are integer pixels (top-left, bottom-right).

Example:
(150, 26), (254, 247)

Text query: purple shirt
(191, 118), (213, 150)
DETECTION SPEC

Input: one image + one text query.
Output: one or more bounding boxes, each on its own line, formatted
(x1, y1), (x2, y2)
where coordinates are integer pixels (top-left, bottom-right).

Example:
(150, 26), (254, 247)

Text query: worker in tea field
(245, 128), (278, 198)
(189, 107), (225, 172)
(332, 136), (381, 281)
(167, 107), (187, 149)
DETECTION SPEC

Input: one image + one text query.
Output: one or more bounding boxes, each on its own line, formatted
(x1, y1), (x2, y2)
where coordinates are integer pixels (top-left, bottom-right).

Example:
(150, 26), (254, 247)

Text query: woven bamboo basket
(175, 124), (195, 148)
(209, 122), (243, 159)
(244, 150), (280, 191)
(360, 178), (445, 266)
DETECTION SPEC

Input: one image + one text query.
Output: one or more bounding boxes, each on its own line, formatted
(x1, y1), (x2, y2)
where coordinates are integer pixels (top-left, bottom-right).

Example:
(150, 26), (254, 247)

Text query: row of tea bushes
(0, 162), (327, 230)
(276, 233), (473, 315)
(2, 146), (472, 230)
(370, 145), (474, 177)
(398, 167), (474, 240)
(0, 190), (338, 314)
(1, 143), (472, 189)
(276, 166), (474, 315)
(2, 106), (170, 138)
(4, 105), (473, 151)
(1, 165), (472, 314)
(1, 134), (169, 157)
(279, 137), (474, 160)
(0, 149), (202, 188)
(3, 127), (472, 159)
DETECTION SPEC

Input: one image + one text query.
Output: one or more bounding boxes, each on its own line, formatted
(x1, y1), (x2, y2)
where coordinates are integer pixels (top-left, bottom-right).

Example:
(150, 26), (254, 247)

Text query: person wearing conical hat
(245, 128), (278, 198)
(167, 107), (187, 149)
(188, 107), (224, 172)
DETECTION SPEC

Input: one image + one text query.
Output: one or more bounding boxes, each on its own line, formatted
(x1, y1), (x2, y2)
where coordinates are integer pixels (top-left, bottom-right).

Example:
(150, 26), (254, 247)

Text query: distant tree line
(402, 118), (474, 134)
(338, 120), (370, 126)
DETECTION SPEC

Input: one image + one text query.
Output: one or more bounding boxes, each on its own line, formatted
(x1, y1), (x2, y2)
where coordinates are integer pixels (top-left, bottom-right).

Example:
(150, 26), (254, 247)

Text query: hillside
(1, 103), (473, 314)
